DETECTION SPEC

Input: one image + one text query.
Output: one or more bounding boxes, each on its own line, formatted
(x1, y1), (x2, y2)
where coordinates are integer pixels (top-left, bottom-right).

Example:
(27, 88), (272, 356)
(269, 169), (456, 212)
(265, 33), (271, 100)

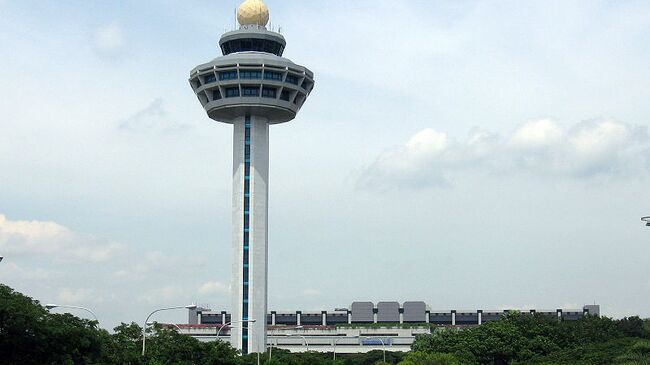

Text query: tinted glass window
(225, 87), (240, 97)
(264, 71), (283, 81)
(262, 87), (277, 98)
(219, 71), (238, 81)
(240, 71), (262, 79)
(242, 87), (260, 97)
(221, 39), (285, 56)
(285, 74), (299, 85)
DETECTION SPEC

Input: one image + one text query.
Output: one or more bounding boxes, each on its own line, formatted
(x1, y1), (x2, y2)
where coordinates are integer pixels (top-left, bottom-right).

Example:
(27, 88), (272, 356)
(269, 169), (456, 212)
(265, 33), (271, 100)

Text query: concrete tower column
(231, 115), (269, 354)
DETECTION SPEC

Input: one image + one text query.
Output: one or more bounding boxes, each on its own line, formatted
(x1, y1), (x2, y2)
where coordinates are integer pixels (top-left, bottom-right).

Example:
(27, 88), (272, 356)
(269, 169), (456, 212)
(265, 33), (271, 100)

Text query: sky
(1, 0), (649, 330)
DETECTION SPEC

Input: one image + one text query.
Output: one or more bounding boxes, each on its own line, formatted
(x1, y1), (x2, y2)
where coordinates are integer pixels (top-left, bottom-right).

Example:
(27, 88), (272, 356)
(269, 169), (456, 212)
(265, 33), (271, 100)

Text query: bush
(398, 351), (461, 365)
(411, 312), (641, 364)
(615, 339), (650, 364)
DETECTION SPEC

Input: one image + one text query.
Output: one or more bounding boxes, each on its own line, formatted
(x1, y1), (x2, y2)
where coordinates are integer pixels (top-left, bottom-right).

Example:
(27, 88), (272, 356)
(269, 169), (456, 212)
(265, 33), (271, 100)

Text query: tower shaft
(189, 1), (314, 355)
(231, 115), (269, 353)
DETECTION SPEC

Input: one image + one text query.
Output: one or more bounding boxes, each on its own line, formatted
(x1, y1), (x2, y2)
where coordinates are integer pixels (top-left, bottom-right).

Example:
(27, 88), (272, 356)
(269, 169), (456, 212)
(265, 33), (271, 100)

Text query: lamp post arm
(216, 322), (231, 338)
(379, 338), (386, 363)
(362, 337), (386, 363)
(142, 306), (188, 356)
(216, 319), (255, 341)
(50, 305), (99, 322)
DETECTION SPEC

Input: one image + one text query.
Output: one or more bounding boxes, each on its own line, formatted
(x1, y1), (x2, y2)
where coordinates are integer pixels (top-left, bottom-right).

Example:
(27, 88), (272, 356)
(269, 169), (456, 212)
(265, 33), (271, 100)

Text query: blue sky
(1, 0), (650, 329)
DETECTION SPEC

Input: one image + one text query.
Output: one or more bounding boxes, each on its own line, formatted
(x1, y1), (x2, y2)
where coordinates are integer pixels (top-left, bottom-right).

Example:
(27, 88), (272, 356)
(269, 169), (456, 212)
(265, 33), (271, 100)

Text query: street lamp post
(362, 337), (387, 363)
(268, 326), (303, 360)
(142, 304), (197, 356)
(147, 322), (183, 332)
(642, 216), (650, 226)
(45, 304), (98, 322)
(269, 336), (276, 360)
(215, 319), (257, 340)
(287, 334), (309, 352)
(333, 335), (358, 361)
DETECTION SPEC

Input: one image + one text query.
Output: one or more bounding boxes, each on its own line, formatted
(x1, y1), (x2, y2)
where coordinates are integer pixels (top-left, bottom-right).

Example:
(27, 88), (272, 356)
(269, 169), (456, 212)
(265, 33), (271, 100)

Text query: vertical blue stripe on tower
(242, 115), (251, 354)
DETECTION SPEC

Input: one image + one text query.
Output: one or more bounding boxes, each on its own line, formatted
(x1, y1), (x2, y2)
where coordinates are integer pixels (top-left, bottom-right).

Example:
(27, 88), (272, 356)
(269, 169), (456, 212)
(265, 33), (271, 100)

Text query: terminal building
(172, 302), (600, 353)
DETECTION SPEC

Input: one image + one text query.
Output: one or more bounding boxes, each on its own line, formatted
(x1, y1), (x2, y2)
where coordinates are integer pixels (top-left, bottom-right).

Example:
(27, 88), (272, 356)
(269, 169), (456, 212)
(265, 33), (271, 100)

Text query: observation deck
(189, 27), (314, 124)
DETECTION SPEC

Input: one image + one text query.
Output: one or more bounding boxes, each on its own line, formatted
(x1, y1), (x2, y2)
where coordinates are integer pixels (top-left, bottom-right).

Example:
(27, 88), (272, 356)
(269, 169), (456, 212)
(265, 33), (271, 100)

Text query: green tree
(614, 339), (650, 365)
(0, 284), (106, 365)
(397, 351), (461, 365)
(143, 323), (239, 365)
(411, 312), (636, 364)
(617, 317), (649, 339)
(101, 322), (145, 365)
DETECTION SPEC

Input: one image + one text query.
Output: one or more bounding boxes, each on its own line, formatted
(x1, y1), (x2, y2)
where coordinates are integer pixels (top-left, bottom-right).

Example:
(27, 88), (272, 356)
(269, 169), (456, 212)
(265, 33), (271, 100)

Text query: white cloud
(0, 214), (125, 262)
(138, 286), (187, 305)
(1, 262), (51, 281)
(361, 119), (649, 189)
(511, 120), (646, 177)
(118, 98), (192, 134)
(509, 119), (564, 149)
(301, 288), (322, 297)
(57, 288), (96, 304)
(94, 24), (125, 54)
(359, 127), (499, 189)
(198, 281), (229, 295)
(496, 304), (539, 311)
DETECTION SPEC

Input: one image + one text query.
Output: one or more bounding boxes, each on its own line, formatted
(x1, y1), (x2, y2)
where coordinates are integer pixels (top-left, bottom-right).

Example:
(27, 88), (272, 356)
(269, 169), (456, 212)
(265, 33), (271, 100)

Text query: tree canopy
(1, 284), (649, 365)
(410, 311), (650, 365)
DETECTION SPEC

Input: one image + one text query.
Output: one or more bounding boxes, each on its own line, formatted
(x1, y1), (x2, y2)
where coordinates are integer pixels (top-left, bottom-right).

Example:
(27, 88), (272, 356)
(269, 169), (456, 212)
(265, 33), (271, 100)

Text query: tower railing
(223, 24), (283, 34)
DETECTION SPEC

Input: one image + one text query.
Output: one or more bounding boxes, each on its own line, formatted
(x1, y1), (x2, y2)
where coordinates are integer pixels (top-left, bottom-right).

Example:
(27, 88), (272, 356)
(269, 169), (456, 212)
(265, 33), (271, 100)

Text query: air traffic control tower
(188, 0), (314, 355)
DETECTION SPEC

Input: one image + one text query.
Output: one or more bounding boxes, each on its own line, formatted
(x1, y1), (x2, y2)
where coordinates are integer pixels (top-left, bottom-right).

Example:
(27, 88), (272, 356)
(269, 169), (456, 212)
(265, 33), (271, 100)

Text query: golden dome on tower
(237, 0), (270, 27)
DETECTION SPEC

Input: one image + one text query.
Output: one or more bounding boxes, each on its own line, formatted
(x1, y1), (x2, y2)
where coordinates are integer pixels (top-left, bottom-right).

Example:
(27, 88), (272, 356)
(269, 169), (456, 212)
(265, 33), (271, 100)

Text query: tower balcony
(190, 53), (314, 124)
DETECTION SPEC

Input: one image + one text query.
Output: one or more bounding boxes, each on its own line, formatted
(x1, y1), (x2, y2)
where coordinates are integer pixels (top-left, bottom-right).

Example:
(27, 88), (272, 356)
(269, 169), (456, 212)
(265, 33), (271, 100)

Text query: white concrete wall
(194, 326), (431, 353)
(231, 115), (270, 354)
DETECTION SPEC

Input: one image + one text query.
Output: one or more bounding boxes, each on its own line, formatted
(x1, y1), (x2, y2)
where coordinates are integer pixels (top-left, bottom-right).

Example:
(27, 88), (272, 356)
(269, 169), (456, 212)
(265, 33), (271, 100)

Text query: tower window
(212, 90), (222, 100)
(225, 87), (240, 97)
(301, 80), (312, 90)
(219, 71), (238, 81)
(240, 71), (262, 79)
(242, 87), (260, 97)
(262, 87), (277, 98)
(220, 39), (285, 56)
(280, 90), (291, 101)
(204, 74), (216, 84)
(285, 74), (299, 85)
(264, 71), (283, 81)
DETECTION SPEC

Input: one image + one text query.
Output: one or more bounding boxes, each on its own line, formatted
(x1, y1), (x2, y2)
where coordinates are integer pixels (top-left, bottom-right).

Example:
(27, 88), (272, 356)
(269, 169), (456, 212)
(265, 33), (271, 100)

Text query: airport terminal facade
(177, 302), (601, 353)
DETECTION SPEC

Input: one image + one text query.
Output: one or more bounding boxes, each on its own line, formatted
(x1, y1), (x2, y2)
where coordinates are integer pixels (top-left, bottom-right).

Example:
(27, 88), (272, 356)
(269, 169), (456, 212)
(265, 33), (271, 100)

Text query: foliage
(412, 312), (650, 365)
(618, 317), (650, 339)
(0, 284), (106, 365)
(397, 351), (461, 365)
(3, 283), (650, 365)
(238, 349), (405, 365)
(614, 339), (650, 365)
(514, 338), (635, 365)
